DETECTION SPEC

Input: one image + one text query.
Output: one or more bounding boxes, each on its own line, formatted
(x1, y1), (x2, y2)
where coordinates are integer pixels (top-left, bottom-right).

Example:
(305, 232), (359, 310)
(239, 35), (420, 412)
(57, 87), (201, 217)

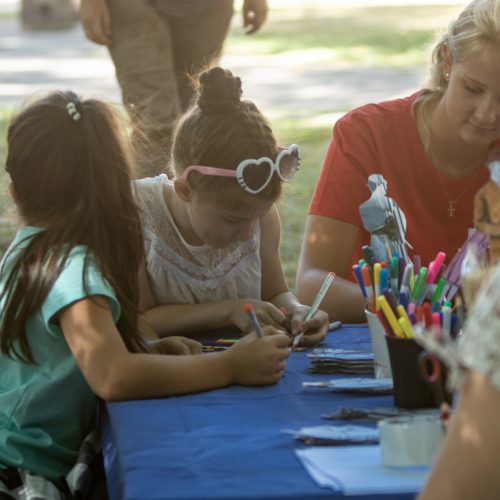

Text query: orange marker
(361, 265), (374, 311)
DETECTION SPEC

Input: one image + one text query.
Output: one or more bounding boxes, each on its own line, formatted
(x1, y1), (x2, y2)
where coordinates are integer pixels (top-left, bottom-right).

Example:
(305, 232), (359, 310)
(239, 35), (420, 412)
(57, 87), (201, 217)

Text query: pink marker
(427, 251), (446, 284)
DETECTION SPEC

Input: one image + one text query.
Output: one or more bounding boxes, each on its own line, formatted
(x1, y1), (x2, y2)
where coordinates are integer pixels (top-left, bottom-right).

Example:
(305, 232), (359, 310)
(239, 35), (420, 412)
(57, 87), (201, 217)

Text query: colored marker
(397, 304), (411, 323)
(423, 302), (432, 328)
(399, 291), (409, 311)
(400, 262), (414, 296)
(376, 309), (394, 336)
(411, 266), (428, 304)
(352, 264), (367, 298)
(361, 265), (374, 311)
(244, 303), (263, 337)
(377, 295), (404, 338)
(390, 256), (399, 296)
(431, 276), (446, 304)
(305, 272), (335, 322)
(427, 251), (446, 284)
(397, 256), (405, 291)
(293, 272), (335, 347)
(442, 301), (452, 337)
(373, 262), (382, 309)
(413, 255), (421, 275)
(398, 316), (415, 338)
(327, 321), (343, 333)
(383, 288), (398, 315)
(380, 267), (389, 293)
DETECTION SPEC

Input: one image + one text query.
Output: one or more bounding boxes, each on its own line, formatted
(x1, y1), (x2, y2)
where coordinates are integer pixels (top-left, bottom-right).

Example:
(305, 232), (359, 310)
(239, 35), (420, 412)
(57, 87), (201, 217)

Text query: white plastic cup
(365, 309), (392, 379)
(378, 416), (445, 467)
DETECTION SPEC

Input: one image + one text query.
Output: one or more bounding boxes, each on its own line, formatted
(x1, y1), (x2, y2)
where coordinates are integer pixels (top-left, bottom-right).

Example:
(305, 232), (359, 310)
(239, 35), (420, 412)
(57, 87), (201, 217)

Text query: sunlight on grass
(226, 4), (459, 67)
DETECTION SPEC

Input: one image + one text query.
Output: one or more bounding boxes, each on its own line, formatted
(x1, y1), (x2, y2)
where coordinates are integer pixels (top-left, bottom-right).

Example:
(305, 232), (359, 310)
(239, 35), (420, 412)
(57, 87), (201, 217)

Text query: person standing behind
(296, 0), (499, 323)
(80, 0), (268, 178)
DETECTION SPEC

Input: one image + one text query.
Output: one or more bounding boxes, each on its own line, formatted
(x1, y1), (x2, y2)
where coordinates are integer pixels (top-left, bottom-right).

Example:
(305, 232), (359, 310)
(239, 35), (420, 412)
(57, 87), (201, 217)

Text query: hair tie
(66, 102), (81, 121)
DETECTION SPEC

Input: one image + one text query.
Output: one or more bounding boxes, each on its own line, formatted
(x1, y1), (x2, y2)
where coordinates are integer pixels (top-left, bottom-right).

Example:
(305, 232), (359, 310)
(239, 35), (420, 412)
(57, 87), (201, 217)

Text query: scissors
(418, 351), (444, 409)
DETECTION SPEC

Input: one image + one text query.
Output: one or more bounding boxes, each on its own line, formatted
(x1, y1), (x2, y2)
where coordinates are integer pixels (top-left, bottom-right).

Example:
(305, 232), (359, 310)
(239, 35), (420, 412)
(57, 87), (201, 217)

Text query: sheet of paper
(295, 445), (428, 495)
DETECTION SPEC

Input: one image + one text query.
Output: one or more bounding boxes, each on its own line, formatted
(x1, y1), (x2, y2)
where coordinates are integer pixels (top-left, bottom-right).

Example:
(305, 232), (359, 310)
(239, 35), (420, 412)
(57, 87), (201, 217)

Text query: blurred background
(0, 0), (463, 286)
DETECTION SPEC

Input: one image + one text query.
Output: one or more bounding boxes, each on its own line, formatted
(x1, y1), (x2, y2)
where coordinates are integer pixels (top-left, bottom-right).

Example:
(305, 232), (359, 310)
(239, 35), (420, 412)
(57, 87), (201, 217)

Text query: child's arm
(260, 206), (329, 346)
(296, 215), (367, 323)
(141, 299), (286, 337)
(139, 314), (203, 355)
(60, 296), (290, 400)
(138, 253), (286, 337)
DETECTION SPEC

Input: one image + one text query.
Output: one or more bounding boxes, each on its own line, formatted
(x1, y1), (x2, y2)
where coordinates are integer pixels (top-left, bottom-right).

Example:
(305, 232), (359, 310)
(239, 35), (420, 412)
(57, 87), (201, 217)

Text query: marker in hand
(293, 272), (336, 347)
(244, 303), (263, 338)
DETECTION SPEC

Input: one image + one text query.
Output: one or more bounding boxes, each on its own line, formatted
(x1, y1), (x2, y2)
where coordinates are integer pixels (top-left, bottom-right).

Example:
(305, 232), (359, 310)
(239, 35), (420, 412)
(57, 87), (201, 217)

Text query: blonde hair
(415, 0), (500, 145)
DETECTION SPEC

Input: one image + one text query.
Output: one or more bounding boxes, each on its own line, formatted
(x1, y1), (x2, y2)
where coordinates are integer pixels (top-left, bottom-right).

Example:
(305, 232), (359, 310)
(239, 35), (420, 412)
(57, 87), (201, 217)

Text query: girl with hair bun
(0, 90), (290, 497)
(136, 66), (329, 346)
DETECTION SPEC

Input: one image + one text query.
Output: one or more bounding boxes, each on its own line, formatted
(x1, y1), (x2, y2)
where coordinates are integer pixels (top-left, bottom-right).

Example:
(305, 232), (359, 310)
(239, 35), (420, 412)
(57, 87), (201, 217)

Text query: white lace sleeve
(458, 265), (500, 390)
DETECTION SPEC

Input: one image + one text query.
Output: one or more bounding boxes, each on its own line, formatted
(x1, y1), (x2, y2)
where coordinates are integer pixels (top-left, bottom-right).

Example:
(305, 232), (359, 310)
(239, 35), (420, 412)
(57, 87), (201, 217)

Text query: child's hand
(224, 326), (290, 385)
(230, 299), (287, 333)
(290, 305), (329, 347)
(149, 336), (203, 355)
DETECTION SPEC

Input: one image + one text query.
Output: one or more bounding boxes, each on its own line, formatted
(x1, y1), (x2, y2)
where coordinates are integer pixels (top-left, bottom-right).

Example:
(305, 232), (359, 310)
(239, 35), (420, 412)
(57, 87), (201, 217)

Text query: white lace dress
(135, 175), (262, 305)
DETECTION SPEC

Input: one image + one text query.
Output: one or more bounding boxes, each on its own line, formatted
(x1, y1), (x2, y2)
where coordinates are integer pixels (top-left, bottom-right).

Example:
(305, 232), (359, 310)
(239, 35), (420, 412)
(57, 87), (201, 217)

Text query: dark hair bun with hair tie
(197, 67), (243, 112)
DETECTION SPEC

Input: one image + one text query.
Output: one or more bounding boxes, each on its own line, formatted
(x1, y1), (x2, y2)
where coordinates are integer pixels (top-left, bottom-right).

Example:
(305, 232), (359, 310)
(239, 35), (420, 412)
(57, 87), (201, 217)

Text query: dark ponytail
(1, 91), (146, 361)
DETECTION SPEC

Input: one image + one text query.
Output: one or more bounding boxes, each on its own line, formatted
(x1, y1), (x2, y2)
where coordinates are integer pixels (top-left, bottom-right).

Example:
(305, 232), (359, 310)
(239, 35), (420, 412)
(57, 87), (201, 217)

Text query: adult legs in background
(106, 0), (233, 178)
(170, 0), (234, 111)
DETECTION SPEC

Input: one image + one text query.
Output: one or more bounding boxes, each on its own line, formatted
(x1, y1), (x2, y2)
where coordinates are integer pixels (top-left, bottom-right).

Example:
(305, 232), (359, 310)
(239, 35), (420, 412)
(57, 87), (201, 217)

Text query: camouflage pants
(107, 0), (234, 177)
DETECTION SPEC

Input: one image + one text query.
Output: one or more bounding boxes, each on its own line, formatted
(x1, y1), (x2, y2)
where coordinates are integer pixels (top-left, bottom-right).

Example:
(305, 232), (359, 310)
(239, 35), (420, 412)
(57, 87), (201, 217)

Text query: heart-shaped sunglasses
(179, 144), (300, 194)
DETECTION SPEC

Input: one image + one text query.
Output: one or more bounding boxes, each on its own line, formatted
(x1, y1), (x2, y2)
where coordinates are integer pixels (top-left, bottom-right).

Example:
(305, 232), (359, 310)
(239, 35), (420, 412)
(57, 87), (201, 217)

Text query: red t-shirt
(309, 93), (489, 270)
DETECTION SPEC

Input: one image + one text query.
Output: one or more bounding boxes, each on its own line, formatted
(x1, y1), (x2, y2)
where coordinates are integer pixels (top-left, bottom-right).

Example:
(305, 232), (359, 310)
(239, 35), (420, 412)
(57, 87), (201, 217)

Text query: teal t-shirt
(0, 226), (120, 480)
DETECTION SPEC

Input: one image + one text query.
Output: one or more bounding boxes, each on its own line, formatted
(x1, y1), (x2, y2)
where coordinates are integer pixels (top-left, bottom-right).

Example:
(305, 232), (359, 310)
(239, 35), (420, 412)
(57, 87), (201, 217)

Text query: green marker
(411, 266), (428, 304)
(431, 276), (446, 303)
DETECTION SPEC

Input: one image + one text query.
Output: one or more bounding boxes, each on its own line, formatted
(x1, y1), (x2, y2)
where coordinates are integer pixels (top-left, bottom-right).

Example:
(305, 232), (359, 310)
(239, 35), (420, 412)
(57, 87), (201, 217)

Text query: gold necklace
(435, 166), (483, 217)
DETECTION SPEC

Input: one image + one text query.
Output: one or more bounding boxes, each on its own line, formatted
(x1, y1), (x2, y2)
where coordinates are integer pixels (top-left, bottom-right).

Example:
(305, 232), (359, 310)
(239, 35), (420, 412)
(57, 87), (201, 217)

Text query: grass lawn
(0, 2), (462, 287)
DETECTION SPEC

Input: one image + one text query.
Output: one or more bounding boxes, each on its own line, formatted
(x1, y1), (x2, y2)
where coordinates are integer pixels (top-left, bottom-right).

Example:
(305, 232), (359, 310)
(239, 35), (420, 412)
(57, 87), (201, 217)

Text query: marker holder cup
(365, 310), (392, 379)
(385, 336), (452, 409)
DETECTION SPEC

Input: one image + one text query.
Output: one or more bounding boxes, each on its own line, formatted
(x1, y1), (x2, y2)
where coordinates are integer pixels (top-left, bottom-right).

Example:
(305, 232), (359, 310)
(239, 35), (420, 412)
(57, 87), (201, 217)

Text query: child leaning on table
(136, 66), (329, 347)
(0, 91), (290, 498)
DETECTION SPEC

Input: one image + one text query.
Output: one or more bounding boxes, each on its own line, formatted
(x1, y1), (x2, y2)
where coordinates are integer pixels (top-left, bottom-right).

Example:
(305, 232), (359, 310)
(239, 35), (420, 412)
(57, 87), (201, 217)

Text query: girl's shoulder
(134, 174), (173, 213)
(134, 174), (171, 195)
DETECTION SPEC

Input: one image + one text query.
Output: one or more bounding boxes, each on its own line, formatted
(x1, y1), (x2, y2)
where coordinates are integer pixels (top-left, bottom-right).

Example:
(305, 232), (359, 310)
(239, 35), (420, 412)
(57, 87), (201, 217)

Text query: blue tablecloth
(102, 325), (414, 500)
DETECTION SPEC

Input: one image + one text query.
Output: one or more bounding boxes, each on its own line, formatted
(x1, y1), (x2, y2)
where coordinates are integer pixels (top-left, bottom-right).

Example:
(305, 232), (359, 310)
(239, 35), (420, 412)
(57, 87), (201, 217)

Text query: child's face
(187, 191), (274, 248)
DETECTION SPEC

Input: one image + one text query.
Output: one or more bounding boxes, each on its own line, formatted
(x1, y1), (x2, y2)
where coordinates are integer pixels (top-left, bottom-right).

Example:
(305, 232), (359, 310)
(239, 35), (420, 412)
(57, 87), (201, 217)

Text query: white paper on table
(295, 445), (428, 495)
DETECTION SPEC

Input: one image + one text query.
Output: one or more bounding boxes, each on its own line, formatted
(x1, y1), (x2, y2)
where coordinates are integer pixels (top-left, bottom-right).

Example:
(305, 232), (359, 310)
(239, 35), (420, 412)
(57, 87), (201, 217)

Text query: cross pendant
(447, 202), (456, 217)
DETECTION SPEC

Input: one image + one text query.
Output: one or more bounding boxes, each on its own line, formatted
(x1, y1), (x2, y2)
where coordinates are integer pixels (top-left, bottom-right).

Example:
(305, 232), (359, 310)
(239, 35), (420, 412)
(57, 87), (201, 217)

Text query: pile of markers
(353, 246), (465, 339)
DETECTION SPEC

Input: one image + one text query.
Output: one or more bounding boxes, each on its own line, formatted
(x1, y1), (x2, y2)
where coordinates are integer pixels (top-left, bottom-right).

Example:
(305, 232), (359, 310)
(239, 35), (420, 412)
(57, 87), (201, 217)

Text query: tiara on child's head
(66, 102), (81, 122)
